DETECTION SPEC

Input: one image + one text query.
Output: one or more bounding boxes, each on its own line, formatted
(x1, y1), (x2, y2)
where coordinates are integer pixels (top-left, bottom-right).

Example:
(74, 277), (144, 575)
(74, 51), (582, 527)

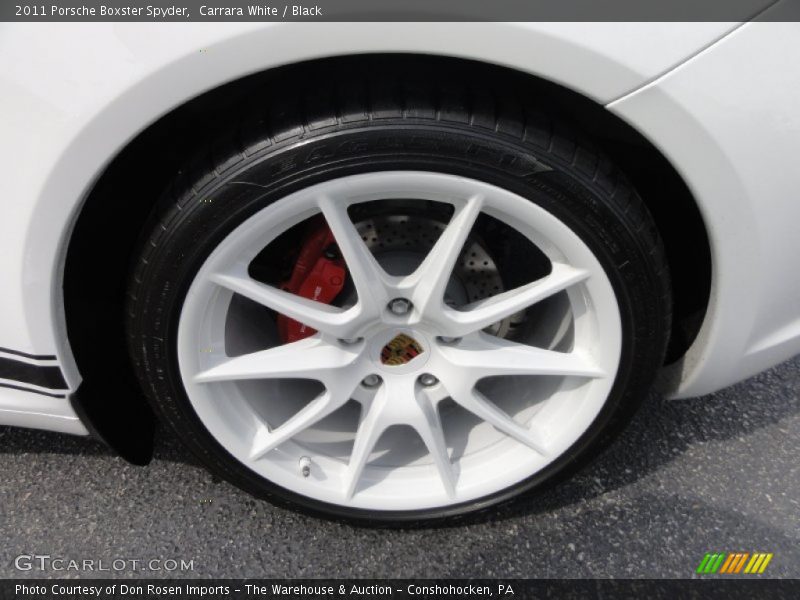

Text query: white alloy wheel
(176, 171), (622, 511)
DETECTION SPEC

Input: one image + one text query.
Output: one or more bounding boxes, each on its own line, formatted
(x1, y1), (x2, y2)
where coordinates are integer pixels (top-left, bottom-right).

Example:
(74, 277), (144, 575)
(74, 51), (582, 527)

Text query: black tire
(126, 71), (671, 525)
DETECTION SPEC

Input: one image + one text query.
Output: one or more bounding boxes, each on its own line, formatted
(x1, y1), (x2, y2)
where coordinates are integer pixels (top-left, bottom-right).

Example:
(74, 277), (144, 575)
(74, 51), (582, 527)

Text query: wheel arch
(62, 54), (711, 463)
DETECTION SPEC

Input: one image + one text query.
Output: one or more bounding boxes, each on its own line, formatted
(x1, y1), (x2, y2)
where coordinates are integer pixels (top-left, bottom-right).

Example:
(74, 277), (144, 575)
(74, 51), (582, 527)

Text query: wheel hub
(365, 329), (431, 375)
(379, 332), (425, 367)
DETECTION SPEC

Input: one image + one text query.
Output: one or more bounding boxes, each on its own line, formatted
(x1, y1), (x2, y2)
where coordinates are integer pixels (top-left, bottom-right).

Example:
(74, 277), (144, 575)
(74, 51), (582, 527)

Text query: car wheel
(126, 78), (671, 523)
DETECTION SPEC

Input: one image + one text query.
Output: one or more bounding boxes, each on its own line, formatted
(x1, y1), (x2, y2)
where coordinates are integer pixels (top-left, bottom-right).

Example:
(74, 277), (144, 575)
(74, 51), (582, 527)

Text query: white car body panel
(610, 22), (800, 397)
(0, 21), (797, 434)
(0, 386), (88, 436)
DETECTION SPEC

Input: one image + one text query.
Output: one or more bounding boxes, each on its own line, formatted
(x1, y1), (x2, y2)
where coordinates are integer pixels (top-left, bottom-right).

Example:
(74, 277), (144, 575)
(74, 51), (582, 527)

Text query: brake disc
(355, 214), (517, 337)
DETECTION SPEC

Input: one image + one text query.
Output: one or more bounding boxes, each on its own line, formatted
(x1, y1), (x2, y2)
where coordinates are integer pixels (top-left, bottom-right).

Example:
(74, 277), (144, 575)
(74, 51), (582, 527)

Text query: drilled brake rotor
(355, 214), (519, 337)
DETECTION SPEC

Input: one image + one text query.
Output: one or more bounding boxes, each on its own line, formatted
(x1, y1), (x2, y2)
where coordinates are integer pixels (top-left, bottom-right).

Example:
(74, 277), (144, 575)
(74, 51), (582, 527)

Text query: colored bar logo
(696, 552), (773, 574)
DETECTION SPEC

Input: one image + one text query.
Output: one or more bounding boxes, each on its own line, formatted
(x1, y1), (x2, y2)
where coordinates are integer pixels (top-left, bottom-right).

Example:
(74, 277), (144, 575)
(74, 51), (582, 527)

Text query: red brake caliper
(277, 220), (347, 343)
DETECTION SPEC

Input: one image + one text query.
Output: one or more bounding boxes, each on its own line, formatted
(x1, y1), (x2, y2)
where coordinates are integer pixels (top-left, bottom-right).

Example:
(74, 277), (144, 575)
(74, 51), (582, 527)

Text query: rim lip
(176, 171), (622, 511)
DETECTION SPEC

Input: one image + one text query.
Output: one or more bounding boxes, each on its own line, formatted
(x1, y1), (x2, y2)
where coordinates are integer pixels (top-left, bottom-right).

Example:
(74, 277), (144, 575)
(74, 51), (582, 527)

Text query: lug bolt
(437, 336), (462, 344)
(362, 374), (382, 388)
(388, 298), (412, 316)
(419, 373), (438, 387)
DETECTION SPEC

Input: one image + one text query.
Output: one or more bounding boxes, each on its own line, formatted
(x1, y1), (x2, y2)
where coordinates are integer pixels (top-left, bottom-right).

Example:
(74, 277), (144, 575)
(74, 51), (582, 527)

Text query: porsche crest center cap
(380, 333), (424, 366)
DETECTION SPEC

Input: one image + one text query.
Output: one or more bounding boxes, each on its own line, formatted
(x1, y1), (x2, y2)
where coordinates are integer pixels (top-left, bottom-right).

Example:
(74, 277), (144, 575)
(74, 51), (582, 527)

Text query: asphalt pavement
(1, 356), (798, 579)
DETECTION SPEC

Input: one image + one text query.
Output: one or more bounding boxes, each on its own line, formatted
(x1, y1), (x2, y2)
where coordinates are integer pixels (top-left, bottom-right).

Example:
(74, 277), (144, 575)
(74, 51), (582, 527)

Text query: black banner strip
(1, 579), (799, 600)
(3, 0), (800, 23)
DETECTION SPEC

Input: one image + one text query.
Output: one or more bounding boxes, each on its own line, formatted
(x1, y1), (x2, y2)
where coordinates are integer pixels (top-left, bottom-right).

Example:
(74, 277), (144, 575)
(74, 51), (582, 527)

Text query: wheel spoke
(194, 337), (358, 384)
(440, 263), (590, 337)
(409, 392), (457, 498)
(344, 386), (392, 499)
(344, 378), (456, 499)
(439, 333), (605, 382)
(209, 270), (362, 338)
(450, 388), (548, 456)
(410, 195), (484, 314)
(250, 388), (351, 459)
(318, 195), (390, 312)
